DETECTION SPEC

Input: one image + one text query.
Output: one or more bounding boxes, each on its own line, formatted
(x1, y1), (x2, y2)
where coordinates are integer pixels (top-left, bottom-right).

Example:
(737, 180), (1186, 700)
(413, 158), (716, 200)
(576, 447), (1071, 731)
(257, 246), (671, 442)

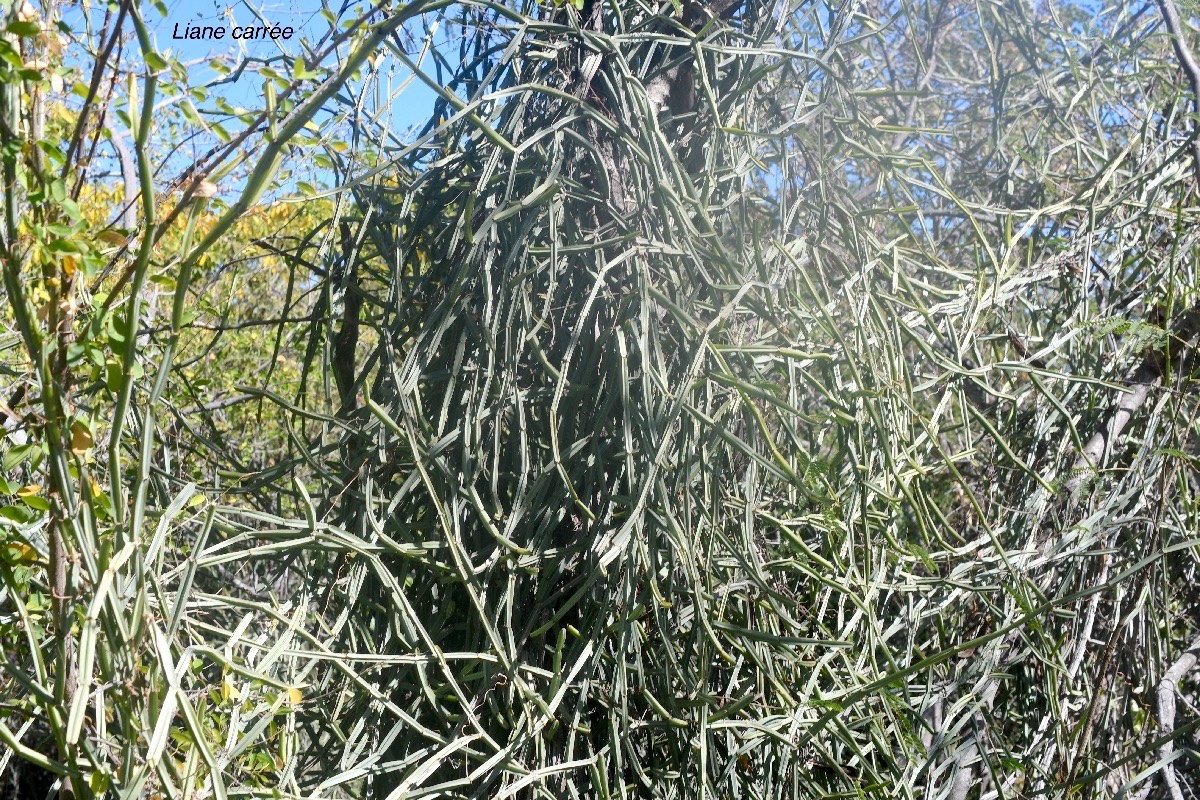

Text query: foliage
(0, 1), (437, 796)
(2, 0), (1200, 799)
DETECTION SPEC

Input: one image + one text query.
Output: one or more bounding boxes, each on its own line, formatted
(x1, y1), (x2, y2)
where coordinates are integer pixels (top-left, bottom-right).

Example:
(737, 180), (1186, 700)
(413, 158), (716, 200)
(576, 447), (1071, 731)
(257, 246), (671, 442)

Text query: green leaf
(6, 20), (40, 37)
(1, 444), (34, 472)
(293, 57), (319, 80)
(20, 494), (49, 512)
(145, 50), (168, 72)
(47, 237), (80, 253)
(105, 362), (122, 392)
(0, 40), (22, 68)
(108, 311), (131, 344)
(59, 197), (82, 221)
(0, 505), (32, 523)
(88, 772), (111, 796)
(149, 273), (177, 290)
(39, 140), (66, 165)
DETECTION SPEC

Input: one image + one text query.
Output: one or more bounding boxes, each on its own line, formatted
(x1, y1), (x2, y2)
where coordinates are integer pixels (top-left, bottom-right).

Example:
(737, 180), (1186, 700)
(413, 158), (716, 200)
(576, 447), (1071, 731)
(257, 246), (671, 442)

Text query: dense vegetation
(2, 0), (1199, 798)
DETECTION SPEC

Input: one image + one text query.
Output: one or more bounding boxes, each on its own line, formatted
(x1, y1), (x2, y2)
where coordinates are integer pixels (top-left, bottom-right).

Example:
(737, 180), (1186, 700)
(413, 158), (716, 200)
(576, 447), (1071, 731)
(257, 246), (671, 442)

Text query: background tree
(0, 1), (439, 795)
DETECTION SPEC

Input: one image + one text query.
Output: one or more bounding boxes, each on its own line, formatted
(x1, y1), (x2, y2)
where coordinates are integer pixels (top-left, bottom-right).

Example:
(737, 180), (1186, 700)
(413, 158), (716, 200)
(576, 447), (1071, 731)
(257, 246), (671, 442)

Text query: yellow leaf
(286, 687), (302, 705)
(62, 254), (79, 278)
(95, 230), (128, 247)
(2, 543), (37, 563)
(222, 676), (240, 702)
(187, 493), (206, 508)
(70, 421), (93, 454)
(16, 485), (41, 497)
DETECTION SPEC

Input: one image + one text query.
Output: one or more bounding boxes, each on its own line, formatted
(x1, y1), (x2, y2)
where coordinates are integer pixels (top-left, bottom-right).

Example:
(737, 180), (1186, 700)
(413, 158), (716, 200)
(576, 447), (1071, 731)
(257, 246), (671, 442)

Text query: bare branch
(1154, 0), (1200, 182)
(1064, 305), (1200, 499)
(108, 129), (138, 230)
(1155, 634), (1200, 800)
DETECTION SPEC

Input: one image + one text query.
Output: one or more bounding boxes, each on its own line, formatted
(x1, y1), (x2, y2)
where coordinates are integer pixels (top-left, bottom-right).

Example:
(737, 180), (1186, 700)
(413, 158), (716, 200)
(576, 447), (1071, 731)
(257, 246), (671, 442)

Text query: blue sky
(145, 0), (442, 140)
(75, 0), (455, 203)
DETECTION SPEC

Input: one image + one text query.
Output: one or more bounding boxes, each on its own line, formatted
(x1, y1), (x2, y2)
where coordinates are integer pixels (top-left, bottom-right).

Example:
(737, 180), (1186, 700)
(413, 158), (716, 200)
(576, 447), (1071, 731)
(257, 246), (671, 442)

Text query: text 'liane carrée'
(172, 22), (295, 40)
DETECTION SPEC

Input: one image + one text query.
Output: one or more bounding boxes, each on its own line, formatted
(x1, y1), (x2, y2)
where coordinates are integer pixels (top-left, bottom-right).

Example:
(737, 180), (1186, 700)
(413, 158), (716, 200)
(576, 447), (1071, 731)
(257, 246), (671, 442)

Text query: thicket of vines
(2, 0), (1200, 798)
